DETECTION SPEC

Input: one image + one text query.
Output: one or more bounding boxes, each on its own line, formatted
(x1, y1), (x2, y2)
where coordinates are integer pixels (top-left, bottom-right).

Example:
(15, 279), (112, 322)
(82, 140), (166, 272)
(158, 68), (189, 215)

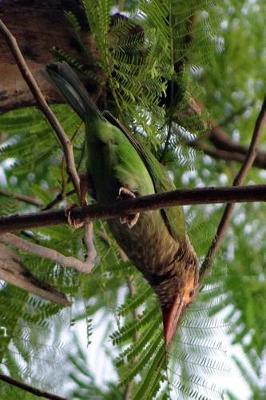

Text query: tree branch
(191, 140), (247, 164)
(0, 373), (67, 400)
(0, 18), (98, 277)
(219, 100), (255, 127)
(0, 242), (70, 306)
(1, 184), (266, 233)
(83, 222), (97, 271)
(199, 96), (266, 282)
(0, 189), (43, 207)
(0, 233), (94, 273)
(42, 190), (76, 211)
(0, 18), (81, 199)
(0, 0), (100, 112)
(191, 128), (266, 170)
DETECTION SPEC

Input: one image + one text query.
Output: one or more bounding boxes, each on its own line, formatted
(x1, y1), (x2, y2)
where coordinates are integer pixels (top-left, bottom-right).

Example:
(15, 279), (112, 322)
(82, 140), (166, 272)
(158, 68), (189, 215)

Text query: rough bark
(0, 0), (98, 112)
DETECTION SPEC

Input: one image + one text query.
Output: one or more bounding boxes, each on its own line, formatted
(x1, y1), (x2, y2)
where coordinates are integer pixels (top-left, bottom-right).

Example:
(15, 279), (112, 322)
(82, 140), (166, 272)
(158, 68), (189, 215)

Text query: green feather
(102, 111), (186, 240)
(46, 62), (185, 240)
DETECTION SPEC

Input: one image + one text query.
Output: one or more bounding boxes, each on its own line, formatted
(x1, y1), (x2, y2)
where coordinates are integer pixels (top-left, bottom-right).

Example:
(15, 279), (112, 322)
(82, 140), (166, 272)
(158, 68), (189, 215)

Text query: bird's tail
(46, 62), (101, 121)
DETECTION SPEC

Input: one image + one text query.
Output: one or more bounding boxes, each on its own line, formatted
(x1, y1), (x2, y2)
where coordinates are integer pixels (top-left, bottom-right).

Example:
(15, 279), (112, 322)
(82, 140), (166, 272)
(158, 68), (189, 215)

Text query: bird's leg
(65, 204), (84, 229)
(66, 173), (90, 229)
(118, 187), (140, 229)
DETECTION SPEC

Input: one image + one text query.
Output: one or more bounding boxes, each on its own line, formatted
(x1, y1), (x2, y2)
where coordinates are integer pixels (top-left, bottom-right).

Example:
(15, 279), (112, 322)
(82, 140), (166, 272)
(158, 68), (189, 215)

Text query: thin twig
(160, 118), (173, 162)
(1, 184), (266, 233)
(0, 18), (80, 198)
(219, 100), (255, 127)
(199, 96), (266, 282)
(0, 373), (67, 400)
(0, 233), (93, 273)
(83, 221), (97, 271)
(42, 189), (76, 211)
(0, 19), (98, 274)
(99, 230), (128, 263)
(0, 189), (43, 207)
(0, 242), (70, 306)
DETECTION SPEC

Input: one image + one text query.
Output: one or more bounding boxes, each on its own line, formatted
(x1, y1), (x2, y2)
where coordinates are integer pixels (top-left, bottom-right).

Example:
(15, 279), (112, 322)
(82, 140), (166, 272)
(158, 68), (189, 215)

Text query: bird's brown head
(161, 263), (198, 346)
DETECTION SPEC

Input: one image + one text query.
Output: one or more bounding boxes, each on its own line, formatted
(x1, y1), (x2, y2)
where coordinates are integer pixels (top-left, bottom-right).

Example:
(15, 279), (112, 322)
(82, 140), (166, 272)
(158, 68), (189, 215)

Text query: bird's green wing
(47, 62), (186, 241)
(103, 111), (186, 241)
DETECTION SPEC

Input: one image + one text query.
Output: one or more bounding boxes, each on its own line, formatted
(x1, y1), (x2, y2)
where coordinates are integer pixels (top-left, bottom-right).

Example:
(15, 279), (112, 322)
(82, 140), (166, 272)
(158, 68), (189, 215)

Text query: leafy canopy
(0, 0), (266, 399)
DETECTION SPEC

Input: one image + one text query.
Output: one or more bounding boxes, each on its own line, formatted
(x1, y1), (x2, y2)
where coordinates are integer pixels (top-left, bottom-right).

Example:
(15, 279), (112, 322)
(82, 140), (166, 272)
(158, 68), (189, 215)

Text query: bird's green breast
(86, 119), (155, 203)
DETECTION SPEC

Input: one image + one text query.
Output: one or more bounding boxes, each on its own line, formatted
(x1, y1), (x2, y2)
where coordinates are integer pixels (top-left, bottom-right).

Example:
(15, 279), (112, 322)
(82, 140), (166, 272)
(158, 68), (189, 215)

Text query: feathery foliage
(0, 0), (266, 399)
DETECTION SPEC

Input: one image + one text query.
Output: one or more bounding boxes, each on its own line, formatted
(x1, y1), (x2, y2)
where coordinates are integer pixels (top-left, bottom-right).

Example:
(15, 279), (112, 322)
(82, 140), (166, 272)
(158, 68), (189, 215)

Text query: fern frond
(117, 284), (152, 316)
(115, 315), (161, 368)
(132, 341), (167, 400)
(111, 305), (159, 345)
(82, 0), (112, 73)
(119, 331), (163, 386)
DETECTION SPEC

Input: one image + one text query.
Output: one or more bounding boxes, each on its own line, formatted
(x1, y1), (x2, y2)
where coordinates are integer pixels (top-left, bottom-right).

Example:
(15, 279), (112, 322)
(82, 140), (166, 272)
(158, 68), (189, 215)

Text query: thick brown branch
(209, 122), (251, 154)
(199, 96), (266, 281)
(192, 141), (247, 163)
(1, 185), (266, 233)
(0, 0), (99, 112)
(0, 18), (81, 198)
(0, 373), (67, 400)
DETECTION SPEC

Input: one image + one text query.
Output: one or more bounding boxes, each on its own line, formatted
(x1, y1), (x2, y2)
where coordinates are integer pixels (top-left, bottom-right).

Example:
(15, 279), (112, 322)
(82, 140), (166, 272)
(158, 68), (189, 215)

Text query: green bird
(46, 62), (198, 345)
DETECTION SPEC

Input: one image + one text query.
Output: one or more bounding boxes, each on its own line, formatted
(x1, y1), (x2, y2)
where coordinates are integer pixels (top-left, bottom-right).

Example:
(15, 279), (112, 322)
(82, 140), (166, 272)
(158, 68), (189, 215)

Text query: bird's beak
(162, 296), (186, 346)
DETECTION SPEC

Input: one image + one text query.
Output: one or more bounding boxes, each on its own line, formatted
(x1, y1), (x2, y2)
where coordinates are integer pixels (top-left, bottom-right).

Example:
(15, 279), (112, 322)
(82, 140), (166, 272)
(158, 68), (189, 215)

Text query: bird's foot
(66, 174), (91, 229)
(118, 187), (139, 229)
(65, 204), (84, 229)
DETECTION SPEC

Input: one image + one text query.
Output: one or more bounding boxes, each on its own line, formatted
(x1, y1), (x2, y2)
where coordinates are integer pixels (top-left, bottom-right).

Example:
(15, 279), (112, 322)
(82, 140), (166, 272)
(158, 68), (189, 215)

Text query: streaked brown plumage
(109, 209), (198, 345)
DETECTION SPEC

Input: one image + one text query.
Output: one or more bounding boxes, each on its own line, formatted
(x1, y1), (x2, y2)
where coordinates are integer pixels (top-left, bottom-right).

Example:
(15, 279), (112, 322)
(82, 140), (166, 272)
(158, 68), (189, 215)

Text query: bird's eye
(189, 289), (195, 298)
